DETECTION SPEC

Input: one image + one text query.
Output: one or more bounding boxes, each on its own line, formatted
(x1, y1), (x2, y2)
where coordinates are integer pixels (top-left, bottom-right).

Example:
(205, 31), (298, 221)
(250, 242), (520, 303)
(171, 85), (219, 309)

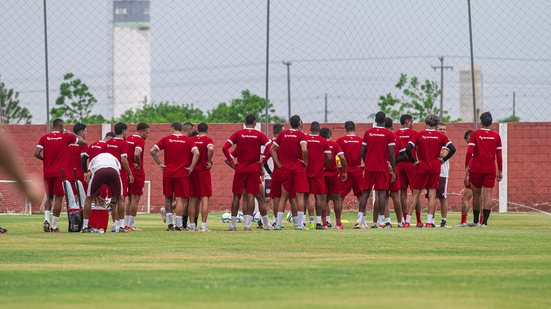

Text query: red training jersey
(273, 129), (307, 172)
(106, 137), (128, 175)
(324, 140), (344, 177)
(465, 128), (503, 174)
(155, 134), (197, 177)
(85, 140), (106, 162)
(409, 129), (452, 173)
(362, 126), (395, 172)
(305, 134), (331, 177)
(67, 142), (88, 181)
(126, 135), (146, 178)
(36, 131), (77, 178)
(190, 134), (214, 172)
(223, 129), (269, 173)
(336, 134), (363, 175)
(395, 127), (417, 163)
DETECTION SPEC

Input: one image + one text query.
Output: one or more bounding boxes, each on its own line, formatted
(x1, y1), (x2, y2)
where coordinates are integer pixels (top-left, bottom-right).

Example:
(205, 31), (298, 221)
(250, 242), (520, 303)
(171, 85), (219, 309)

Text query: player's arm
(34, 146), (43, 160)
(361, 143), (366, 164)
(81, 153), (89, 172)
(441, 143), (456, 162)
(221, 140), (236, 168)
(338, 152), (348, 181)
(396, 149), (407, 163)
(465, 134), (476, 171)
(405, 142), (417, 164)
(121, 155), (133, 183)
(186, 147), (200, 173)
(134, 147), (142, 170)
(388, 144), (396, 181)
(269, 143), (282, 169)
(206, 143), (214, 169)
(150, 145), (165, 170)
(300, 141), (308, 168)
(496, 137), (503, 181)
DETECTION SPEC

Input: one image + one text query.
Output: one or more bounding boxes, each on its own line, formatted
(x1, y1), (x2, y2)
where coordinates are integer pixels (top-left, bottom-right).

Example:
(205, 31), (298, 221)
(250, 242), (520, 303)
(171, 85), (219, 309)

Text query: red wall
(1, 122), (548, 213)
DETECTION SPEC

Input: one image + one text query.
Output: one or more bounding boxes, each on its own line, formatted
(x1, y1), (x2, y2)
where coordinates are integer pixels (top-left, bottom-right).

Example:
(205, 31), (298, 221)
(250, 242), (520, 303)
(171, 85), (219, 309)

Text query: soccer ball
(286, 212), (293, 222)
(237, 212), (244, 223)
(221, 212), (231, 223)
(253, 212), (261, 222)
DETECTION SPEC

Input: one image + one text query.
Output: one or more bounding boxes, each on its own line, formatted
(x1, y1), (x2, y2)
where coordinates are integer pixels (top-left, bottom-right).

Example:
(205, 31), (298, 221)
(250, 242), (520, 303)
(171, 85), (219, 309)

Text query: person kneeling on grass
(81, 153), (124, 233)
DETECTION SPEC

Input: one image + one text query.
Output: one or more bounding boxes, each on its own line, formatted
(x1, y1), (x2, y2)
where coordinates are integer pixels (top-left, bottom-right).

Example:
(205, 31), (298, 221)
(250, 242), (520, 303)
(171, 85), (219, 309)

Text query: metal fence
(1, 0), (549, 125)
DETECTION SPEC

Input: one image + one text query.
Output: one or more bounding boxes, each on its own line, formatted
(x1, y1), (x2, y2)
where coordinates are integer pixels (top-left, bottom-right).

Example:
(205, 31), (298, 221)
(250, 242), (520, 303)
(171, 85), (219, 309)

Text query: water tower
(113, 0), (151, 118)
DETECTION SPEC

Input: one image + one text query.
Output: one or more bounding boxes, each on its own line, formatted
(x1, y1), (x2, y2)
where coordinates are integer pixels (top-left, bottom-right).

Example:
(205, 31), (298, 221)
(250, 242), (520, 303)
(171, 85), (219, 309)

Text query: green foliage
(499, 115), (520, 123)
(51, 73), (105, 124)
(117, 102), (207, 124)
(377, 73), (459, 123)
(0, 81), (32, 124)
(207, 89), (284, 123)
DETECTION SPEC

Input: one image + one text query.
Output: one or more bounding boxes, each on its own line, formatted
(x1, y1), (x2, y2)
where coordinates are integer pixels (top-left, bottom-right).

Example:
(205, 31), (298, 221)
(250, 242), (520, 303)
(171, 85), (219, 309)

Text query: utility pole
(431, 56), (453, 119)
(283, 61), (292, 121)
(512, 91), (516, 117)
(467, 0), (478, 129)
(324, 93), (328, 123)
(264, 0), (270, 135)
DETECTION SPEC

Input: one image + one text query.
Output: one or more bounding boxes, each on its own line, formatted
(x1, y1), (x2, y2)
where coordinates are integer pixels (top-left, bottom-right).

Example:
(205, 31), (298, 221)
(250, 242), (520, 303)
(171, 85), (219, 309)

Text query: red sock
(461, 213), (468, 224)
(403, 213), (407, 220)
(321, 216), (327, 225)
(336, 216), (342, 225)
(415, 210), (421, 223)
(480, 215), (484, 224)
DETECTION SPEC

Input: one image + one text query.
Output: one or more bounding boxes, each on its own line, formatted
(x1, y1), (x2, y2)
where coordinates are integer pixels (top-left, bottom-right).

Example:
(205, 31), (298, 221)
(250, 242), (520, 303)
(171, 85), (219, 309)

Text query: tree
(0, 81), (32, 124)
(117, 102), (207, 123)
(499, 115), (520, 123)
(51, 73), (106, 124)
(207, 89), (284, 123)
(376, 74), (458, 122)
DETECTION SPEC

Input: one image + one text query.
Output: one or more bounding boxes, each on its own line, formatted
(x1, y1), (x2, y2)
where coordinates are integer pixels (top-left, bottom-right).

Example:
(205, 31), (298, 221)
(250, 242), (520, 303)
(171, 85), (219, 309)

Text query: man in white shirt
(81, 153), (123, 232)
(437, 122), (450, 227)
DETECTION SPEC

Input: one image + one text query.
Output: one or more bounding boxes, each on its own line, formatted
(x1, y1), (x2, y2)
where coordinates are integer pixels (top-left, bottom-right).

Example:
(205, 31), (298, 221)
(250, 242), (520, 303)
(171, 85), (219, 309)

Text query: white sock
(167, 213), (174, 225)
(129, 215), (136, 227)
(176, 216), (183, 228)
(83, 219), (89, 227)
(231, 216), (237, 228)
(406, 215), (412, 223)
(385, 217), (391, 224)
(309, 216), (315, 224)
(427, 214), (434, 224)
(244, 215), (252, 228)
(276, 212), (283, 226)
(262, 215), (270, 226)
(361, 216), (367, 225)
(378, 215), (384, 224)
(44, 210), (51, 222)
(298, 212), (305, 226)
(316, 216), (322, 224)
(118, 219), (125, 229)
(356, 212), (364, 223)
(292, 216), (298, 226)
(201, 222), (207, 229)
(326, 215), (332, 224)
(51, 216), (59, 229)
(188, 223), (196, 230)
(125, 215), (130, 226)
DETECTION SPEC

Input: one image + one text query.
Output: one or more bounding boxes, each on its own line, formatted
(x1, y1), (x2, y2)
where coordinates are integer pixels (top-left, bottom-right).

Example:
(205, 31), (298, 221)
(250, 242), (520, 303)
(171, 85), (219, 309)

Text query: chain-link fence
(1, 0), (549, 125)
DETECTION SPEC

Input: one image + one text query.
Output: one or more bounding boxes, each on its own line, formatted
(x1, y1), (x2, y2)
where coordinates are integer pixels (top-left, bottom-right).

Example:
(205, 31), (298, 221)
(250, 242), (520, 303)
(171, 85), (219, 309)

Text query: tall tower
(113, 0), (151, 118)
(459, 65), (483, 122)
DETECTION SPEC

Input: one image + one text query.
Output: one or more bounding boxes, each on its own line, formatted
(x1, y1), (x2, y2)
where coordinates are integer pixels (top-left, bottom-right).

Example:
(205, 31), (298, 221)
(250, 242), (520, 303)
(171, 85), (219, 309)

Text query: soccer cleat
(43, 220), (51, 233)
(295, 225), (304, 230)
(263, 224), (274, 231)
(244, 227), (252, 231)
(308, 223), (316, 230)
(272, 222), (284, 229)
(111, 226), (117, 233)
(334, 224), (344, 230)
(326, 222), (333, 228)
(274, 225), (282, 230)
(397, 222), (404, 228)
(458, 223), (468, 227)
(200, 227), (210, 232)
(175, 226), (184, 231)
(117, 227), (128, 233)
(81, 226), (94, 233)
(467, 222), (480, 227)
(257, 221), (264, 229)
(440, 220), (447, 228)
(480, 224), (487, 228)
(226, 226), (237, 232)
(416, 222), (424, 228)
(131, 226), (142, 231)
(384, 222), (393, 229)
(425, 223), (435, 228)
(353, 222), (362, 229)
(315, 223), (324, 230)
(323, 224), (329, 229)
(50, 227), (61, 233)
(370, 223), (379, 229)
(403, 222), (411, 228)
(166, 224), (175, 231)
(0, 227), (7, 234)
(160, 207), (166, 223)
(124, 226), (132, 231)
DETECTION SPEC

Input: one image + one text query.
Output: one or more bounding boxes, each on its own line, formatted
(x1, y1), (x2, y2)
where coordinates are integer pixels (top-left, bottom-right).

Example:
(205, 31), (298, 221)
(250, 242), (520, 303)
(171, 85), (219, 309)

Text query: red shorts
(163, 177), (190, 198)
(469, 172), (496, 188)
(190, 170), (212, 197)
(88, 168), (122, 197)
(308, 175), (327, 194)
(389, 172), (400, 192)
(128, 174), (145, 196)
(324, 175), (341, 195)
(44, 176), (64, 197)
(340, 172), (363, 197)
(363, 171), (389, 191)
(282, 169), (309, 193)
(232, 171), (261, 195)
(397, 162), (415, 190)
(412, 172), (440, 190)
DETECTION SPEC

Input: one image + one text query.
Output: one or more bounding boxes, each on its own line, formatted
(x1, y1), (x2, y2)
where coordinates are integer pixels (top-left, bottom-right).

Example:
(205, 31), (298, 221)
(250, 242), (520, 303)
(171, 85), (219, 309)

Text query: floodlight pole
(467, 0), (478, 129)
(43, 0), (51, 132)
(283, 61), (292, 121)
(264, 0), (270, 136)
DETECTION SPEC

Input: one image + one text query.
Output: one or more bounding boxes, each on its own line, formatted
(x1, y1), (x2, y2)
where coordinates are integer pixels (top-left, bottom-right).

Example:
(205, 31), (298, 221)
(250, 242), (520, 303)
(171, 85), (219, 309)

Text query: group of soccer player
(30, 109), (502, 234)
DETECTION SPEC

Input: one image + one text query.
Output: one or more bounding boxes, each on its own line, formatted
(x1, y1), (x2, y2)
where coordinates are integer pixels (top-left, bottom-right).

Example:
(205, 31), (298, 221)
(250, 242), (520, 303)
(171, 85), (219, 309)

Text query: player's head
(320, 127), (332, 140)
(197, 122), (208, 133)
(425, 114), (439, 127)
(272, 123), (283, 136)
(310, 121), (320, 133)
(437, 122), (447, 135)
(400, 114), (413, 128)
(104, 131), (116, 141)
(480, 111), (493, 127)
(375, 111), (386, 126)
(384, 117), (393, 130)
(73, 123), (87, 138)
(290, 115), (302, 129)
(190, 130), (198, 137)
(52, 118), (63, 130)
(182, 122), (194, 136)
(171, 122), (183, 133)
(344, 121), (355, 132)
(114, 122), (128, 137)
(244, 114), (256, 126)
(464, 129), (473, 143)
(136, 122), (150, 140)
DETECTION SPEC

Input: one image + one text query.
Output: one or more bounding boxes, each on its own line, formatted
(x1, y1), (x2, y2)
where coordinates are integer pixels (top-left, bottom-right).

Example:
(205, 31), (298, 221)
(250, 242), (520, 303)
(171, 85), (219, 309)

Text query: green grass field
(1, 212), (550, 308)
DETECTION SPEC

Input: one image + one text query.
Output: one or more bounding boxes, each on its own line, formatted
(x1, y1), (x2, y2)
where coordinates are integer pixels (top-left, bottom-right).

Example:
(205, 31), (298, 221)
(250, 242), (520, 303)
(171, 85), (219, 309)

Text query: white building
(459, 65), (483, 123)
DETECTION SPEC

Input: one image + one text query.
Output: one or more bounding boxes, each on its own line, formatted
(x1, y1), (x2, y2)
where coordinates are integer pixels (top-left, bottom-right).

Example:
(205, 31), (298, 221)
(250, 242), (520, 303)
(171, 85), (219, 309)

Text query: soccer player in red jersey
(357, 112), (396, 229)
(34, 118), (86, 232)
(465, 112), (503, 227)
(106, 123), (134, 232)
(320, 127), (347, 229)
(67, 123), (88, 197)
(403, 114), (456, 228)
(304, 122), (331, 229)
(124, 122), (150, 231)
(189, 123), (215, 232)
(222, 115), (270, 231)
(460, 130), (475, 226)
(83, 132), (116, 210)
(383, 117), (405, 227)
(395, 114), (423, 227)
(151, 122), (199, 231)
(335, 121), (364, 226)
(270, 115), (309, 230)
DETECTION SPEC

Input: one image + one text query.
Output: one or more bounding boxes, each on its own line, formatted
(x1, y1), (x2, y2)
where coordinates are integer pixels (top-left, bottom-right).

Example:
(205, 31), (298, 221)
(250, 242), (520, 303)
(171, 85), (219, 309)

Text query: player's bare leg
(415, 195), (423, 227)
(399, 189), (408, 221)
(254, 193), (272, 230)
(404, 189), (422, 228)
(295, 192), (307, 230)
(324, 195), (333, 227)
(200, 196), (210, 231)
(439, 197), (448, 227)
(272, 197), (280, 225)
(125, 195), (132, 228)
(356, 189), (372, 229)
(481, 187), (493, 226)
(81, 195), (93, 231)
(275, 188), (290, 230)
(190, 196), (200, 228)
(50, 195), (64, 232)
(43, 195), (53, 232)
(174, 197), (185, 231)
(228, 193), (241, 231)
(164, 196), (174, 230)
(460, 188), (473, 226)
(184, 198), (196, 230)
(314, 193), (327, 229)
(372, 190), (387, 228)
(127, 194), (141, 230)
(390, 191), (403, 227)
(116, 197), (126, 232)
(425, 189), (437, 228)
(330, 194), (344, 229)
(470, 186), (482, 226)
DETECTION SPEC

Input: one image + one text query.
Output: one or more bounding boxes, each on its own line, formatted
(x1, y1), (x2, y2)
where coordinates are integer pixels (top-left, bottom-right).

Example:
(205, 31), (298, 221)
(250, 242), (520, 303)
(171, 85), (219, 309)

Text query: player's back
(305, 134), (329, 176)
(156, 134), (196, 177)
(191, 134), (214, 172)
(126, 135), (145, 174)
(336, 135), (362, 173)
(468, 128), (502, 173)
(274, 129), (307, 171)
(87, 140), (106, 161)
(37, 131), (76, 177)
(325, 140), (343, 176)
(411, 129), (450, 173)
(395, 127), (417, 143)
(362, 126), (395, 172)
(106, 137), (127, 162)
(228, 129), (268, 173)
(67, 142), (87, 180)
